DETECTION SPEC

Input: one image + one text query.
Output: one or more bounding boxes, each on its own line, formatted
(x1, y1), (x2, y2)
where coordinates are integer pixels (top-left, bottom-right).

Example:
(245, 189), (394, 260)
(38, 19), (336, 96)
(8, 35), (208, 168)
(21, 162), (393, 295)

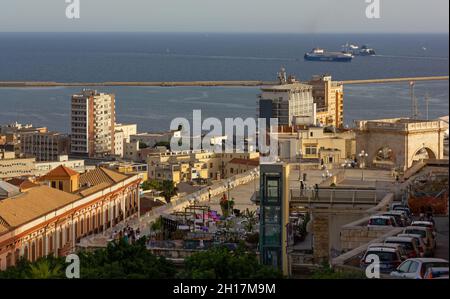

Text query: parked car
(397, 233), (427, 257)
(382, 211), (410, 227)
(403, 226), (436, 256)
(424, 267), (449, 279)
(411, 221), (436, 233)
(390, 258), (449, 279)
(390, 202), (407, 211)
(384, 236), (420, 258)
(393, 206), (413, 218)
(368, 215), (398, 227)
(361, 246), (403, 273)
(368, 243), (408, 261)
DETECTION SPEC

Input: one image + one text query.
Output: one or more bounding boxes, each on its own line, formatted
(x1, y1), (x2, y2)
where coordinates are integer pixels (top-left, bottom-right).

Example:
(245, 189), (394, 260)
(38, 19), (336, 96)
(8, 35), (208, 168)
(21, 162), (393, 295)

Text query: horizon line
(0, 31), (448, 35)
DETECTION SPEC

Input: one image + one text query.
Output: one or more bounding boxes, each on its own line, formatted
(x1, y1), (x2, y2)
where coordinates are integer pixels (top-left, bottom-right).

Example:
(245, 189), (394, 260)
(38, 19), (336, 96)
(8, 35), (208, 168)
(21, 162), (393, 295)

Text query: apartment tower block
(71, 90), (115, 157)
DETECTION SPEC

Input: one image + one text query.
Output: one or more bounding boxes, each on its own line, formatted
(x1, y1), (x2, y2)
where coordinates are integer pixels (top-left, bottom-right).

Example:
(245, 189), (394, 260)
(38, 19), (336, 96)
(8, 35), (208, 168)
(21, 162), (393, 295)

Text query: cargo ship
(304, 48), (353, 62)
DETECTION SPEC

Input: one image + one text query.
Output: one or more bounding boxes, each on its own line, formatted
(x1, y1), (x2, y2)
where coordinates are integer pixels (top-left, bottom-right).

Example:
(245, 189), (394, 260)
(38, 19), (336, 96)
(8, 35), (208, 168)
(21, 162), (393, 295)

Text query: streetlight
(341, 160), (352, 176)
(358, 150), (369, 181)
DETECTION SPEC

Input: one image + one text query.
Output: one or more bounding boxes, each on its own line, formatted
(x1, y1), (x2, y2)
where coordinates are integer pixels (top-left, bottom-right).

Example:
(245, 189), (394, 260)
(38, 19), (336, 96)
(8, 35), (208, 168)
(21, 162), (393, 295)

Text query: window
(58, 181), (63, 190)
(263, 224), (281, 246)
(305, 145), (317, 155)
(409, 261), (419, 273)
(51, 181), (56, 188)
(264, 206), (281, 224)
(266, 179), (279, 198)
(398, 261), (412, 273)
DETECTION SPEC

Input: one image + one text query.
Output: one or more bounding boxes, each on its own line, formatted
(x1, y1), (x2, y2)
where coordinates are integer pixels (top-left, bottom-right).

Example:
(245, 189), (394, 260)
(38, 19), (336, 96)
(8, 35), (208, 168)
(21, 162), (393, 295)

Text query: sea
(0, 33), (448, 132)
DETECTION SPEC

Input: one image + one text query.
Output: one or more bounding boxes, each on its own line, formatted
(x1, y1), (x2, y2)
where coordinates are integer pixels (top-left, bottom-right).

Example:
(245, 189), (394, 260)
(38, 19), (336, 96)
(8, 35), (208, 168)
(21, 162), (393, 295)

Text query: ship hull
(304, 53), (352, 62)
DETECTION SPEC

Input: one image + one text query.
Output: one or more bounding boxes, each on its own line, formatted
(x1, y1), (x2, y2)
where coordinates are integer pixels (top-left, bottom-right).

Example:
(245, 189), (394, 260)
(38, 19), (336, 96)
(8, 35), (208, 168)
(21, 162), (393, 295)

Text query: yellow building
(39, 165), (80, 193)
(277, 127), (355, 165)
(147, 151), (260, 184)
(309, 75), (344, 128)
(0, 166), (141, 270)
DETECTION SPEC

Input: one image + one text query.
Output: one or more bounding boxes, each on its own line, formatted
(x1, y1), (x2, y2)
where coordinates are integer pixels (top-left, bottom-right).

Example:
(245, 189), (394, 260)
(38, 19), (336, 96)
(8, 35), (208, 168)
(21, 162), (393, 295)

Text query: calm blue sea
(0, 33), (448, 132)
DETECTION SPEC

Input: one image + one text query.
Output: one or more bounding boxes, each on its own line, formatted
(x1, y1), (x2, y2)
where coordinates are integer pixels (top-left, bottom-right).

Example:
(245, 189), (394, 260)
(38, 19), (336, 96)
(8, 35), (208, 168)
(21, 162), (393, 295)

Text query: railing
(290, 188), (378, 206)
(140, 167), (260, 225)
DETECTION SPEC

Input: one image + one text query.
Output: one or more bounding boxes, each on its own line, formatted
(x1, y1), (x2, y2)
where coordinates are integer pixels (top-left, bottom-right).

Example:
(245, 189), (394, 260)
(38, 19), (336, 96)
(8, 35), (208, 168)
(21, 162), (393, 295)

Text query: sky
(0, 0), (448, 33)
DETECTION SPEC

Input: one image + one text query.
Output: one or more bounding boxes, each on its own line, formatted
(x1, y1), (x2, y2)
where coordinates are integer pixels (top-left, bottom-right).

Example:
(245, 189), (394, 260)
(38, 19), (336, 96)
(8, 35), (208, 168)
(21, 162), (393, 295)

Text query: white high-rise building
(70, 90), (115, 157)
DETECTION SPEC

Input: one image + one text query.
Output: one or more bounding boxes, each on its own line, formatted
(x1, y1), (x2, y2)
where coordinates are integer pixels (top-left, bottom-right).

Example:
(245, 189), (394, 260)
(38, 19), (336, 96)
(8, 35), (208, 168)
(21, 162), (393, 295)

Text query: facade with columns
(0, 166), (141, 270)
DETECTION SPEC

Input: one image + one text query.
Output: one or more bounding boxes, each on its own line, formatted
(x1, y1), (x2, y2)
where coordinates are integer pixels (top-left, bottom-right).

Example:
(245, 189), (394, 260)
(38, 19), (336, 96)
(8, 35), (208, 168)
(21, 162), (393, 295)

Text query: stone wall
(340, 215), (398, 251)
(312, 214), (329, 263)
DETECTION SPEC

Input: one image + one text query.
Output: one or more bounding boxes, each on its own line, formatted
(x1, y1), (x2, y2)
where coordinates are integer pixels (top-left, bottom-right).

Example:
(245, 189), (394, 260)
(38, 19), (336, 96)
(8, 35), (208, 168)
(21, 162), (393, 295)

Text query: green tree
(79, 238), (176, 279)
(139, 142), (148, 149)
(0, 240), (177, 279)
(242, 208), (258, 233)
(160, 180), (178, 203)
(154, 141), (171, 150)
(141, 179), (161, 191)
(28, 259), (63, 279)
(177, 246), (283, 279)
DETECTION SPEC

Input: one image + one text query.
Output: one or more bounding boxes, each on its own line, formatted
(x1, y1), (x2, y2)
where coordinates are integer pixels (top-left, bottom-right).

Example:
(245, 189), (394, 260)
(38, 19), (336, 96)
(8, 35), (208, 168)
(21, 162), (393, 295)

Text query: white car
(403, 226), (436, 255)
(390, 258), (449, 279)
(397, 233), (427, 257)
(411, 221), (436, 232)
(368, 215), (398, 227)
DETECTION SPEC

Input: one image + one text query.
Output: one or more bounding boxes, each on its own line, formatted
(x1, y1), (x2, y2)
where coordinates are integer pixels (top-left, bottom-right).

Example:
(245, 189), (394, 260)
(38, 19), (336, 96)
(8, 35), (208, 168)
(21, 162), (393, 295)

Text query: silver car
(390, 258), (449, 279)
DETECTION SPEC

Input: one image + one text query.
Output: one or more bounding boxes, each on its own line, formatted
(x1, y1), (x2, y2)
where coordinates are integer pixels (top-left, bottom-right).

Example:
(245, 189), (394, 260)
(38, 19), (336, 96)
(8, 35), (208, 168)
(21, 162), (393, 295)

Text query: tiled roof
(0, 185), (81, 229)
(228, 158), (260, 167)
(79, 167), (128, 188)
(6, 178), (39, 191)
(78, 182), (111, 197)
(40, 165), (79, 179)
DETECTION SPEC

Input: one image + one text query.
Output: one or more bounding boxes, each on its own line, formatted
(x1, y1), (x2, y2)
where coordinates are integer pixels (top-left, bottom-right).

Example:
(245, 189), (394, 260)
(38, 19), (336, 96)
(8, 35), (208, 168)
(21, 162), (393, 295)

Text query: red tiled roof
(228, 158), (260, 167)
(41, 165), (79, 179)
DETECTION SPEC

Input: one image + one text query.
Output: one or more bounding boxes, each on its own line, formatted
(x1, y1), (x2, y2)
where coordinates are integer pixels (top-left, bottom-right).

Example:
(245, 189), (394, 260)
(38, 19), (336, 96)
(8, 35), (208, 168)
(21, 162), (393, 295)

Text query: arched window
(59, 230), (63, 248)
(31, 242), (36, 262)
(14, 249), (20, 264)
(23, 246), (29, 261)
(86, 216), (90, 233)
(6, 253), (12, 268)
(38, 239), (43, 258)
(66, 226), (70, 244)
(49, 235), (54, 254)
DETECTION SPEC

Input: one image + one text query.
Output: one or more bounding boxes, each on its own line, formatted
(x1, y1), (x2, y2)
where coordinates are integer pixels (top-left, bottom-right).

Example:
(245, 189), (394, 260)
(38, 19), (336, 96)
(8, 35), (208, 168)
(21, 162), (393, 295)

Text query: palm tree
(242, 209), (258, 233)
(160, 180), (178, 203)
(28, 259), (62, 279)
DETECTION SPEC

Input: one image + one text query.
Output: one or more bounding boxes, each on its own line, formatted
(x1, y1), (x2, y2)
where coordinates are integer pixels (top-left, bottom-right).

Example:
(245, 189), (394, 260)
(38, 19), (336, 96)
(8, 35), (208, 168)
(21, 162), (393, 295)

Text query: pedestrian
(208, 188), (212, 202)
(314, 184), (319, 200)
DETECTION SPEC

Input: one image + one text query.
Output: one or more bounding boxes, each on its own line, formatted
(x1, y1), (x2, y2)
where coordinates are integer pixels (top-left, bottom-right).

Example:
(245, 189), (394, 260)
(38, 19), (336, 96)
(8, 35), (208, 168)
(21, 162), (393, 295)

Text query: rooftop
(40, 165), (80, 179)
(0, 185), (81, 230)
